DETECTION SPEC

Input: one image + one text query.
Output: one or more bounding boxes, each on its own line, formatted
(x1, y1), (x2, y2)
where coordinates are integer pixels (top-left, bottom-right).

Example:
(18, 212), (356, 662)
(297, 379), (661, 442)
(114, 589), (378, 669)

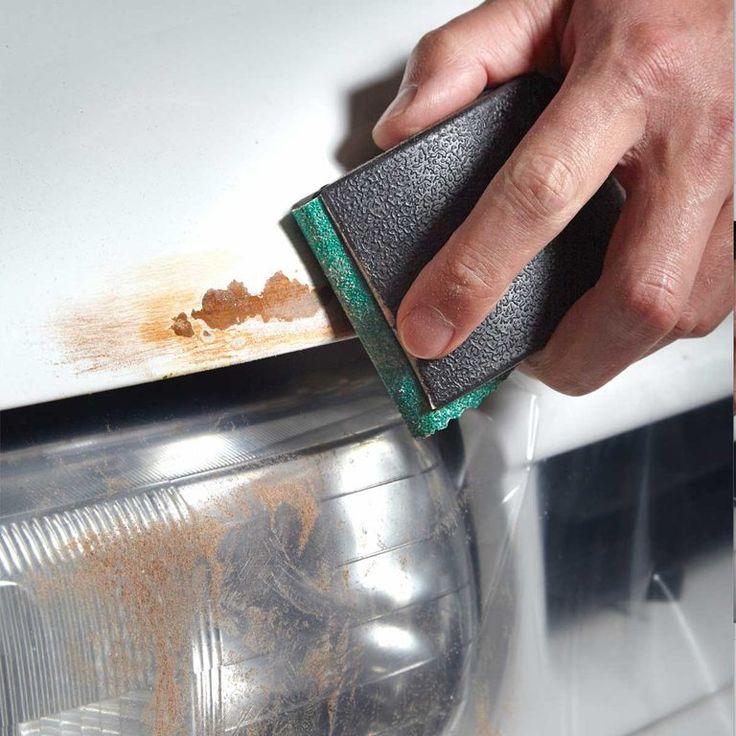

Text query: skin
(373, 0), (733, 395)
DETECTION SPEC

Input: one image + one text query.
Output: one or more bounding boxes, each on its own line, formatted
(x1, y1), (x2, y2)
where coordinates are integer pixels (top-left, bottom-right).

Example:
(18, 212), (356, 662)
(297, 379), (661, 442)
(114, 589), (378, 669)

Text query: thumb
(373, 0), (555, 150)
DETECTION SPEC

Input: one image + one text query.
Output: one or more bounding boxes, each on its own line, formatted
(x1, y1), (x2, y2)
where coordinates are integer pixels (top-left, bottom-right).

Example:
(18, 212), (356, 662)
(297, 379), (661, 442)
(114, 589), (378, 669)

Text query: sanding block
(293, 73), (622, 436)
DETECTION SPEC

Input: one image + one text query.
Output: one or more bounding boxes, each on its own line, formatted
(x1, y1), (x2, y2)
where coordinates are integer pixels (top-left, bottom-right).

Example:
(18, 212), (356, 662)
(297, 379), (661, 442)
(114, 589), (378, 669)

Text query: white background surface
(2, 0), (731, 436)
(1, 0), (476, 409)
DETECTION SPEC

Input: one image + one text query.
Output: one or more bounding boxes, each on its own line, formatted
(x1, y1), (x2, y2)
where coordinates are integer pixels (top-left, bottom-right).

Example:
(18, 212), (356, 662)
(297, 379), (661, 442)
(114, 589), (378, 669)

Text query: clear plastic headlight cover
(0, 350), (519, 736)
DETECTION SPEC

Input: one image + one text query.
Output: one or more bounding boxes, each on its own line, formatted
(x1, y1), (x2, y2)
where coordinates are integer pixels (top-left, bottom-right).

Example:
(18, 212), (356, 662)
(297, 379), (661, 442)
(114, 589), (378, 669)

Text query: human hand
(373, 0), (733, 395)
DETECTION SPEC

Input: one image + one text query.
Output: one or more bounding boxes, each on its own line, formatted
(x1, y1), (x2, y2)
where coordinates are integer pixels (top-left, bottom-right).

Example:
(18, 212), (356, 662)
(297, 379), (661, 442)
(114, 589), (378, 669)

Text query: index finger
(397, 68), (646, 359)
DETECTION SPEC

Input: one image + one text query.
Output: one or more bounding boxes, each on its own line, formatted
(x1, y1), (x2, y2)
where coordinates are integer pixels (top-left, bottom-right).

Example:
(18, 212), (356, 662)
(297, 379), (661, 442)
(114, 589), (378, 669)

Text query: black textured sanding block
(293, 73), (622, 433)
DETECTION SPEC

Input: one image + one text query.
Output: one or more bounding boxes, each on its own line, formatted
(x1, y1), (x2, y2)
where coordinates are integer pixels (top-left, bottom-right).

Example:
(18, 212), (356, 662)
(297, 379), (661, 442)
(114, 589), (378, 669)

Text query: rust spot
(54, 251), (352, 378)
(190, 271), (322, 330)
(170, 312), (194, 338)
(190, 280), (260, 330)
(259, 271), (320, 322)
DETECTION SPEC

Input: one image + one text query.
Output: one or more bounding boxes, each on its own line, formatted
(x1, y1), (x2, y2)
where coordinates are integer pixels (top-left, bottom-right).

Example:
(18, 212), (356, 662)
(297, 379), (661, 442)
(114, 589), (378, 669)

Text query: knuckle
(622, 277), (683, 334)
(619, 22), (693, 94)
(442, 246), (499, 304)
(415, 26), (462, 64)
(503, 152), (578, 224)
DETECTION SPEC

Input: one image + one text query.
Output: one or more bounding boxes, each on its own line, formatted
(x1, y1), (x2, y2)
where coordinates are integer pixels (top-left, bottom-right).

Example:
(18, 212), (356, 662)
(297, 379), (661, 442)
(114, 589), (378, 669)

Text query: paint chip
(170, 313), (194, 338)
(189, 272), (322, 331)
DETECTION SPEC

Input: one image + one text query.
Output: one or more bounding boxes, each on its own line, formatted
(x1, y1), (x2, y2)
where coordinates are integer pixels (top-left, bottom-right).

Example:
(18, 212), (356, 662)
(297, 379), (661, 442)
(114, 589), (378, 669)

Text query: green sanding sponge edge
(292, 195), (500, 437)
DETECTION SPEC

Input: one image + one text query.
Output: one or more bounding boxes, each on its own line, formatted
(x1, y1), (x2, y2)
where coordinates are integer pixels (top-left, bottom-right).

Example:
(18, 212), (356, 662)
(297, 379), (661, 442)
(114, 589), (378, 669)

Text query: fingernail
(376, 84), (418, 127)
(399, 305), (455, 359)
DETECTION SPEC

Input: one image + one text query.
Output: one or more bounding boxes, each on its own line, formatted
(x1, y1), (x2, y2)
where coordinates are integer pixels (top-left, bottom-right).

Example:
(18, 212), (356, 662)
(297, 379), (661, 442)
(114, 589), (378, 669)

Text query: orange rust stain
(55, 254), (352, 376)
(190, 271), (322, 330)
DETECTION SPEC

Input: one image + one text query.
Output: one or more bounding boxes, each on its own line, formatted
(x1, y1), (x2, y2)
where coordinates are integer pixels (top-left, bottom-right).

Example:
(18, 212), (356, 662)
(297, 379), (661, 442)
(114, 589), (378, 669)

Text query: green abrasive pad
(292, 196), (500, 437)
